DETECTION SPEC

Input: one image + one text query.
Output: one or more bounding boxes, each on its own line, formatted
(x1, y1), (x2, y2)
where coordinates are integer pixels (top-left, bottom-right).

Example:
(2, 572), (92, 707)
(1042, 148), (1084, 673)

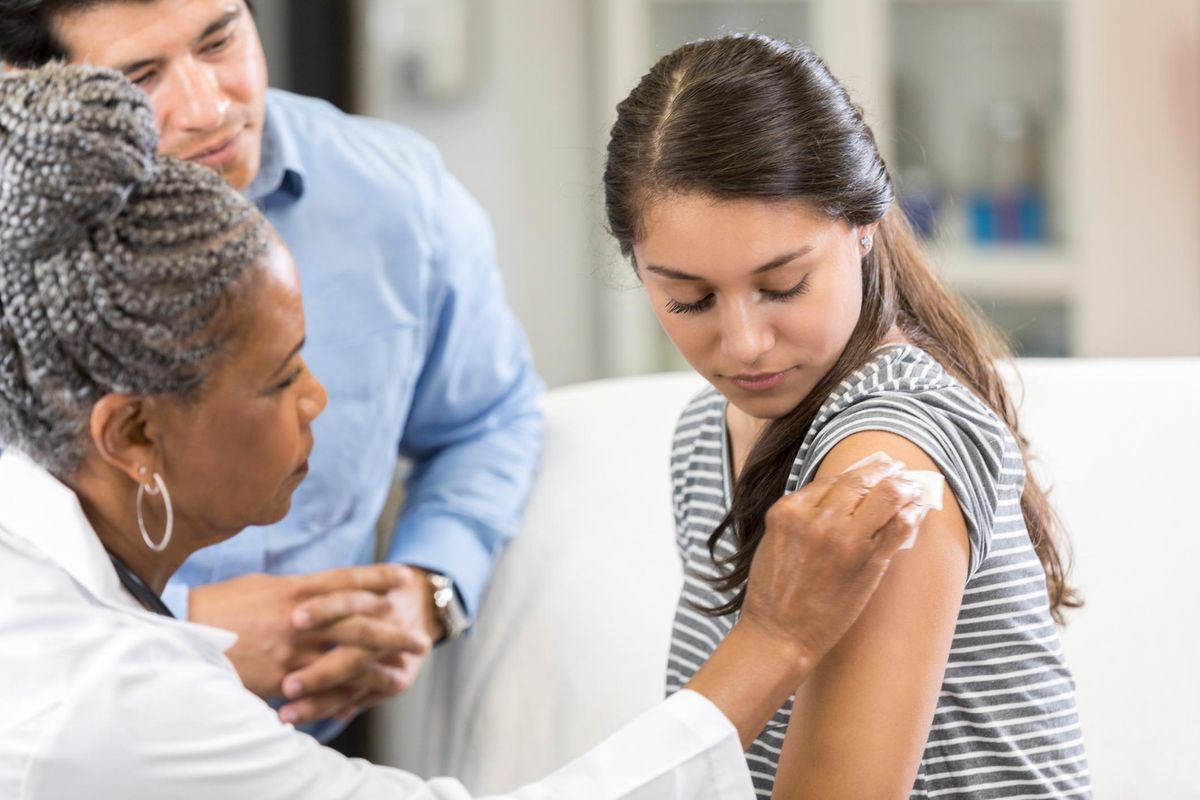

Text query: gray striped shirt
(665, 344), (1091, 798)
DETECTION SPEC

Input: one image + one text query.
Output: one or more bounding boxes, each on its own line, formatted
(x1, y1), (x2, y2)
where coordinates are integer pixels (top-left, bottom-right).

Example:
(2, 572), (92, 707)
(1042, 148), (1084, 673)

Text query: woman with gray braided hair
(0, 63), (930, 800)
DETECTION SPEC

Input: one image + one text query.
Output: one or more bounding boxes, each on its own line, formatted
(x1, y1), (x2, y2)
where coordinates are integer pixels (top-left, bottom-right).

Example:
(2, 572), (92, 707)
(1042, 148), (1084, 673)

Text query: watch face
(427, 572), (469, 640)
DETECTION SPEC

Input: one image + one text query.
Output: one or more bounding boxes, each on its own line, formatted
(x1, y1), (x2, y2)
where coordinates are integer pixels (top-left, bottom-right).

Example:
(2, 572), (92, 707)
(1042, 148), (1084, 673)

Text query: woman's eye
(275, 366), (303, 391)
(665, 295), (715, 315)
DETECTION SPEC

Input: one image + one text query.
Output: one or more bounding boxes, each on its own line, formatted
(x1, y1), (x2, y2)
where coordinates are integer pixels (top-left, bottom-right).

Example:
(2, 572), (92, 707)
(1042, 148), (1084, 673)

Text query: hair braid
(0, 63), (269, 475)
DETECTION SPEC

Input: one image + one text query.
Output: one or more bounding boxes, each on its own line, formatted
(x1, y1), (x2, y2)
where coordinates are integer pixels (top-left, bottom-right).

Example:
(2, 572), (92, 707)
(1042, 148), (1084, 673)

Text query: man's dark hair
(0, 0), (255, 67)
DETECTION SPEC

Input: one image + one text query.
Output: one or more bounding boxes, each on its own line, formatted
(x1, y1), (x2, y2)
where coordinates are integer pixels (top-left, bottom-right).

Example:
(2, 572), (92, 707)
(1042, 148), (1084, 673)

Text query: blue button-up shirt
(164, 90), (544, 629)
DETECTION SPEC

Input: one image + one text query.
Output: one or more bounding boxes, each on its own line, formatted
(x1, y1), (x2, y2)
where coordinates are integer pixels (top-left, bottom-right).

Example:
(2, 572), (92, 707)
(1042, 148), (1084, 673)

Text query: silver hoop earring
(860, 235), (873, 251)
(136, 471), (173, 553)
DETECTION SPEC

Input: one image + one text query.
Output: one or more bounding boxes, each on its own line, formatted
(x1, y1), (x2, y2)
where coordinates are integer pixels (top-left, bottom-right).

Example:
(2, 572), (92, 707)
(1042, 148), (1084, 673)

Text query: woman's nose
(720, 297), (775, 366)
(298, 370), (328, 423)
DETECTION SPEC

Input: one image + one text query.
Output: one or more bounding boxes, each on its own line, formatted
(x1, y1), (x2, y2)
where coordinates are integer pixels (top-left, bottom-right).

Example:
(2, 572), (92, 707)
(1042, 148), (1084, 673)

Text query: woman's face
(151, 239), (327, 541)
(634, 194), (872, 420)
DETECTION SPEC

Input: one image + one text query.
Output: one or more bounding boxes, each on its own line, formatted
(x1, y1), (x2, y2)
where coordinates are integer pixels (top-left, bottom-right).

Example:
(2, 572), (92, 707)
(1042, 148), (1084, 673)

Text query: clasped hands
(189, 564), (445, 726)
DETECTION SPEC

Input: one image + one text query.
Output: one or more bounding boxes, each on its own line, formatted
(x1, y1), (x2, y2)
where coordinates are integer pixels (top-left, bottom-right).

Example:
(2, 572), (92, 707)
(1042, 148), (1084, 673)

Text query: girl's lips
(729, 369), (792, 392)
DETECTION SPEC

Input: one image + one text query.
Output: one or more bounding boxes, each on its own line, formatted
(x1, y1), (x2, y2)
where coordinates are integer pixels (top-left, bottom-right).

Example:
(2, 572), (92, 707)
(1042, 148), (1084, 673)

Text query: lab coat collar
(0, 450), (130, 608)
(0, 450), (237, 653)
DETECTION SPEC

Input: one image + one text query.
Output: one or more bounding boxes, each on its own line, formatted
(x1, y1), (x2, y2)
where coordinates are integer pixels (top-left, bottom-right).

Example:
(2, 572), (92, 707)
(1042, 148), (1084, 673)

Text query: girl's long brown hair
(603, 34), (1079, 622)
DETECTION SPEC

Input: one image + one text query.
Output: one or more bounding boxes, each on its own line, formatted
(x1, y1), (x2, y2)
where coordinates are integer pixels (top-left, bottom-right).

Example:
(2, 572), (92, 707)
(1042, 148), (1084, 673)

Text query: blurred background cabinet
(260, 0), (1200, 385)
(592, 0), (1200, 373)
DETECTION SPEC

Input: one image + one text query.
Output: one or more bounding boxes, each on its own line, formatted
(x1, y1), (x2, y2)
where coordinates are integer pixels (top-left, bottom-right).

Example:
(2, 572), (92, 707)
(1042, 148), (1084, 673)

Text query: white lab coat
(0, 451), (754, 799)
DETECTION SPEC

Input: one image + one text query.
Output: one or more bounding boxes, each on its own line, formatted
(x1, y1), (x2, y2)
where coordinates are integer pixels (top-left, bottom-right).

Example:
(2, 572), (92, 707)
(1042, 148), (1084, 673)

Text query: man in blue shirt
(0, 0), (543, 737)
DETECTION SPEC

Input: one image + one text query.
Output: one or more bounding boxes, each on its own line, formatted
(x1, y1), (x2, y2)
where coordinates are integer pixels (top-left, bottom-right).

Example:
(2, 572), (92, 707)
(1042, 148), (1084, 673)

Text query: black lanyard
(107, 552), (175, 618)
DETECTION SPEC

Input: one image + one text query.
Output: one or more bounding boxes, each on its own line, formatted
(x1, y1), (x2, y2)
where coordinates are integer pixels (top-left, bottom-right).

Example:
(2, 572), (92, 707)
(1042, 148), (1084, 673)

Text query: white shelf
(928, 244), (1073, 303)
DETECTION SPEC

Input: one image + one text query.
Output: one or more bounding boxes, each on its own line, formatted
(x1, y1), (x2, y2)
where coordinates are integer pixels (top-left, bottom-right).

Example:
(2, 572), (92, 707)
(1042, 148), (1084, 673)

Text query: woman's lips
(728, 368), (792, 392)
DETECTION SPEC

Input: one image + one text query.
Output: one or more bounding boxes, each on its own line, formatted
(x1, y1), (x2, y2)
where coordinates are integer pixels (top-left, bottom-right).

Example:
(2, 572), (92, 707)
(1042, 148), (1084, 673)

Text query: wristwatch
(427, 571), (471, 642)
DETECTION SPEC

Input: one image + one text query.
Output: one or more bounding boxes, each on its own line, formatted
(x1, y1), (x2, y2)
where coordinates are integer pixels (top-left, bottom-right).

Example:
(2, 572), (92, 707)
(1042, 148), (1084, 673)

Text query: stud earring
(860, 234), (873, 251)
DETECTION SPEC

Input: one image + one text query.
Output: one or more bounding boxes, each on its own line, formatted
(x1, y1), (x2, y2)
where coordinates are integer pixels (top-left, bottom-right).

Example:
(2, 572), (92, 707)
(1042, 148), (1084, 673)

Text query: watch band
(427, 571), (470, 641)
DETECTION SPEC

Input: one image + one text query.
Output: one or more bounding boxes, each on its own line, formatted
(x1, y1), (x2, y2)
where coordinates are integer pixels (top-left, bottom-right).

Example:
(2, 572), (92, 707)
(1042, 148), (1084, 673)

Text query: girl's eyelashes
(665, 294), (715, 315)
(664, 275), (811, 315)
(762, 275), (811, 301)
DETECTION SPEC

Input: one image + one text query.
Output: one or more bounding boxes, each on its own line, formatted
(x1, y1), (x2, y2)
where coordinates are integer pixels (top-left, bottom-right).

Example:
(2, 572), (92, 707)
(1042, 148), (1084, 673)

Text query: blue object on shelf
(969, 190), (997, 243)
(901, 192), (941, 239)
(968, 188), (1047, 244)
(1017, 188), (1046, 242)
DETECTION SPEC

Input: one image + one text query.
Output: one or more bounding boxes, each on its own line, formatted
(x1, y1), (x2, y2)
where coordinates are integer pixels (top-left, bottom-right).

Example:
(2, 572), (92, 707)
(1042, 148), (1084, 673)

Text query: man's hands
(188, 564), (442, 726)
(279, 567), (445, 724)
(685, 455), (930, 748)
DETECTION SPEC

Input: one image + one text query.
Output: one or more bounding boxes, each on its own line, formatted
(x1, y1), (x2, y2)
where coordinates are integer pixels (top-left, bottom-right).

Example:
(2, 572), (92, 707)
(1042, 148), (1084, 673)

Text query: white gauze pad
(897, 470), (944, 550)
(841, 452), (945, 549)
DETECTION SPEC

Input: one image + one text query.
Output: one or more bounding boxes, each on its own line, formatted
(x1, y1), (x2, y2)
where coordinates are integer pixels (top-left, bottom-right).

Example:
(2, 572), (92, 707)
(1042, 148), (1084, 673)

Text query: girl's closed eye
(762, 275), (811, 301)
(664, 275), (810, 315)
(665, 294), (715, 315)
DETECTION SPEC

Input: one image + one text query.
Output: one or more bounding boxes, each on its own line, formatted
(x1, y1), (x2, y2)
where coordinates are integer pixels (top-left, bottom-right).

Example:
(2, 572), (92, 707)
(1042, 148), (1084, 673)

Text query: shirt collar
(244, 93), (306, 203)
(0, 450), (130, 608)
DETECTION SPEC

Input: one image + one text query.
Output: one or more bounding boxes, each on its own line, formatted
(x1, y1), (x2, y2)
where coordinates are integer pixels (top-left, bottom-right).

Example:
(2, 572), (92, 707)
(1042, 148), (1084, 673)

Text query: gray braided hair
(0, 63), (270, 476)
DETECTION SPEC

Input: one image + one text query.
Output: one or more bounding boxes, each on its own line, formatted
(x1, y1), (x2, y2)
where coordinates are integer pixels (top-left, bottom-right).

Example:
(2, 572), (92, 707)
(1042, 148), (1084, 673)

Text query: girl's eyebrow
(643, 245), (815, 281)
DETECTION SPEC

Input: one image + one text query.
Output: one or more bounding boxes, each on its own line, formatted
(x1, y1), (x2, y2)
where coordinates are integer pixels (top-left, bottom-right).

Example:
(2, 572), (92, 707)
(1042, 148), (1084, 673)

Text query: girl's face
(634, 194), (875, 420)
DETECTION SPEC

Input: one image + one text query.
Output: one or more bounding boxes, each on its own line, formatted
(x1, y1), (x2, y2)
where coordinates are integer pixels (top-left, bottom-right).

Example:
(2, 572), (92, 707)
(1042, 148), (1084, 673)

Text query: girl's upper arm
(772, 429), (970, 800)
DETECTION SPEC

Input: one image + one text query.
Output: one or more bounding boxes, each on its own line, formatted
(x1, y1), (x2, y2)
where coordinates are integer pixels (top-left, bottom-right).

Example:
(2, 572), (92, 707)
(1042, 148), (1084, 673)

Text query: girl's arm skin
(689, 455), (931, 750)
(771, 430), (970, 800)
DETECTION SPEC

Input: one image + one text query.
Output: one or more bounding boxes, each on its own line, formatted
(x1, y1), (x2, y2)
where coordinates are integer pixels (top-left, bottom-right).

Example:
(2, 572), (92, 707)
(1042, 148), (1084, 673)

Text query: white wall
(352, 0), (601, 388)
(258, 0), (1200, 381)
(1072, 0), (1200, 356)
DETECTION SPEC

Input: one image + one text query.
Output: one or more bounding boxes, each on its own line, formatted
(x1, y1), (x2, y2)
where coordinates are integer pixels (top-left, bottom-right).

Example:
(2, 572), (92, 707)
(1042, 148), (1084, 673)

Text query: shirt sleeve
(797, 389), (1013, 580)
(387, 163), (544, 619)
(160, 577), (191, 618)
(514, 690), (755, 800)
(26, 628), (752, 800)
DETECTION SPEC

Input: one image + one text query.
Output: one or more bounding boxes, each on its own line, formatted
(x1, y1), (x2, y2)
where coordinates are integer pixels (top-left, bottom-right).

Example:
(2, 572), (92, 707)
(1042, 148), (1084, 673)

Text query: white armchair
(373, 360), (1200, 799)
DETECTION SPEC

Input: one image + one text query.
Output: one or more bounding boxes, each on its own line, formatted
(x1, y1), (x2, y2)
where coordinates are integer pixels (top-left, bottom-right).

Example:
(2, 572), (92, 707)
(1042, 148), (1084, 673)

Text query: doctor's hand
(188, 564), (426, 699)
(685, 455), (929, 748)
(739, 454), (930, 669)
(276, 566), (442, 725)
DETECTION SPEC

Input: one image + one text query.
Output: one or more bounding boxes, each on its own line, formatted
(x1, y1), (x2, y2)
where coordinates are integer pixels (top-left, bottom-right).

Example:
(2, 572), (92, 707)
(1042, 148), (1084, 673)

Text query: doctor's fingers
(282, 643), (377, 700)
(279, 684), (372, 727)
(813, 456), (907, 513)
(280, 659), (407, 725)
(293, 563), (415, 600)
(292, 589), (393, 630)
(306, 614), (433, 655)
(331, 656), (423, 721)
(849, 474), (928, 535)
(281, 643), (422, 700)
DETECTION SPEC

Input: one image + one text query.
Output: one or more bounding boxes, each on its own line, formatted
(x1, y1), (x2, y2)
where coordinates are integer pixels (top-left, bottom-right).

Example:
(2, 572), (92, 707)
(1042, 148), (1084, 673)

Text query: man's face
(54, 0), (268, 190)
